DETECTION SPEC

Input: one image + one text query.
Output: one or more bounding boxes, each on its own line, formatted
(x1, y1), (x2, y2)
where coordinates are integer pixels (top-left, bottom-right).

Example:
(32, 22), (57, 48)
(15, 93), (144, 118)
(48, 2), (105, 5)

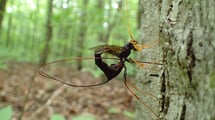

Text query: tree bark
(137, 0), (215, 120)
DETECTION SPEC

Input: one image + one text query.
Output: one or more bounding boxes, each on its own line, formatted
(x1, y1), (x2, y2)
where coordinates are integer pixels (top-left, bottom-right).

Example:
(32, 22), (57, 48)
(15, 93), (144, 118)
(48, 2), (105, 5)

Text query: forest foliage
(0, 0), (138, 67)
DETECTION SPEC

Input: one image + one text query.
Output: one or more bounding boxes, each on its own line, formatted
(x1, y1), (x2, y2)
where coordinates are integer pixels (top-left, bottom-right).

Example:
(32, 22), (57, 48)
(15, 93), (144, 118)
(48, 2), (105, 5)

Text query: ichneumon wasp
(38, 0), (163, 119)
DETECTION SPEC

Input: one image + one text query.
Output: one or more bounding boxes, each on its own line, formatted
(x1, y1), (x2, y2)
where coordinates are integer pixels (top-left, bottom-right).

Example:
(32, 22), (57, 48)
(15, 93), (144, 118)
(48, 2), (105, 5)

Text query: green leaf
(71, 114), (96, 120)
(0, 105), (13, 120)
(107, 107), (120, 114)
(123, 110), (135, 119)
(50, 114), (66, 120)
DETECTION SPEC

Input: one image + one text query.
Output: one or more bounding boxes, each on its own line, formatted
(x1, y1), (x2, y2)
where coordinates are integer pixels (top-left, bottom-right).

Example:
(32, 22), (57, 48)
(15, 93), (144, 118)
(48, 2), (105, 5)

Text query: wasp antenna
(118, 0), (134, 40)
(125, 0), (134, 40)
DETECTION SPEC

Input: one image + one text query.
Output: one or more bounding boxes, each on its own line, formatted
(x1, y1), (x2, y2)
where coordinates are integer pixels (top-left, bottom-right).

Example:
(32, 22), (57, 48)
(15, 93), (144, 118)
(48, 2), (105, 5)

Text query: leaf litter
(0, 61), (135, 120)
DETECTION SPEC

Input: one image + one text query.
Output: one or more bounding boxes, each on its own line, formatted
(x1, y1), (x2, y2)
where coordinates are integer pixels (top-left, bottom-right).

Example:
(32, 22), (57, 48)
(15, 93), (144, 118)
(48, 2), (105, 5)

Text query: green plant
(0, 105), (13, 120)
(71, 114), (96, 120)
(50, 114), (66, 120)
(123, 110), (135, 119)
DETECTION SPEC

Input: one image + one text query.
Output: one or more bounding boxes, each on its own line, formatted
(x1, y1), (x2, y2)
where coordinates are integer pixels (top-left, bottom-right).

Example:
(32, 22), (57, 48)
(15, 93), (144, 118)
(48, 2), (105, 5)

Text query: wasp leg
(123, 66), (160, 119)
(134, 40), (160, 51)
(126, 58), (145, 68)
(126, 80), (158, 100)
(126, 58), (163, 72)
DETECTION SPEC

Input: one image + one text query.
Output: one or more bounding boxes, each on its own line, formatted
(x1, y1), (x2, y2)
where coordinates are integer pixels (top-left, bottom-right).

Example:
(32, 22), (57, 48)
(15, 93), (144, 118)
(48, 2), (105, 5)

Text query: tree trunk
(0, 0), (7, 33)
(39, 0), (53, 66)
(30, 0), (39, 56)
(96, 0), (121, 43)
(137, 0), (215, 120)
(77, 0), (89, 70)
(5, 10), (12, 47)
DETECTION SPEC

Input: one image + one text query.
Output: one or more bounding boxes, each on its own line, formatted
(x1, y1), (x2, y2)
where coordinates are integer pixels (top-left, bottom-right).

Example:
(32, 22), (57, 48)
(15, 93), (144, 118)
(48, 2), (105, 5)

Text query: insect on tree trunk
(137, 0), (215, 120)
(39, 0), (53, 66)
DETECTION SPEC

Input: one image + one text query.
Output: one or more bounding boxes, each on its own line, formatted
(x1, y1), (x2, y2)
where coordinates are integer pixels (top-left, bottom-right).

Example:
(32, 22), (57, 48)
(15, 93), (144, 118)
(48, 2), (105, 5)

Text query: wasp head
(129, 39), (138, 51)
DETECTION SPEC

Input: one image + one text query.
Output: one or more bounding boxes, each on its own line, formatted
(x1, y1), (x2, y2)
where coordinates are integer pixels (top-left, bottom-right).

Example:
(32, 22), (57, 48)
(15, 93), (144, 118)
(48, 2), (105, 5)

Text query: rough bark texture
(137, 0), (215, 120)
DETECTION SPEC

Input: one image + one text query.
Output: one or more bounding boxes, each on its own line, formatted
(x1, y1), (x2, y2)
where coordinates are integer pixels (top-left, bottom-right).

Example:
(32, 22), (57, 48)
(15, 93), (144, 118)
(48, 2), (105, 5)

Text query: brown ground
(0, 62), (135, 120)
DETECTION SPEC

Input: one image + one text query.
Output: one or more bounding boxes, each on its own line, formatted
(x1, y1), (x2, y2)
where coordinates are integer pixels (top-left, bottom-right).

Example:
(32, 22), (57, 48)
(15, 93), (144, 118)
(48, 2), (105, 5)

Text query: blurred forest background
(0, 0), (141, 120)
(0, 0), (139, 66)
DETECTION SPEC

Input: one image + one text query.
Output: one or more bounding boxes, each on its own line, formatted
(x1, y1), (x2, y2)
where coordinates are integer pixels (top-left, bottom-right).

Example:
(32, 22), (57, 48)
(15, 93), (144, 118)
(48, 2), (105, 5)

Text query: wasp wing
(90, 45), (123, 57)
